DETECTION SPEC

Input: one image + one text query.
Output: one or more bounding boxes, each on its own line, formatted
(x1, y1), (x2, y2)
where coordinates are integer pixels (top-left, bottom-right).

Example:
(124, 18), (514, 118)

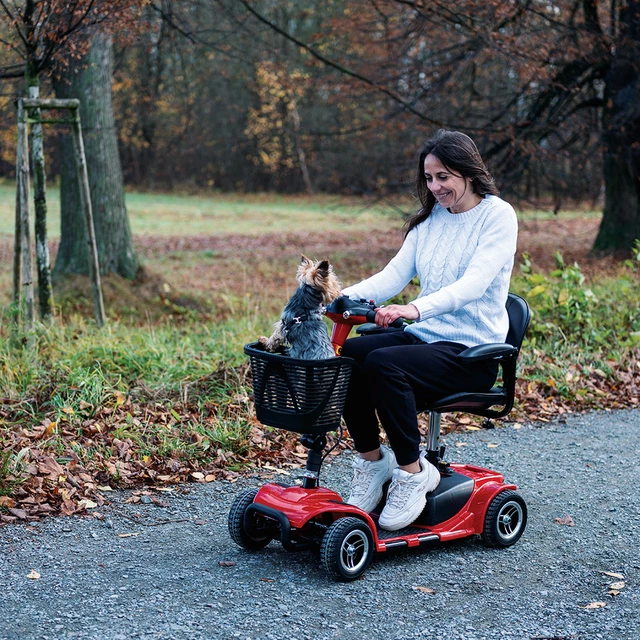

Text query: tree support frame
(13, 98), (106, 329)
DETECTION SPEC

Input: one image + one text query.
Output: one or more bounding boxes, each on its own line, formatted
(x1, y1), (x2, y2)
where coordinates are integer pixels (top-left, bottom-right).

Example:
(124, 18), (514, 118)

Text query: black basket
(244, 342), (353, 435)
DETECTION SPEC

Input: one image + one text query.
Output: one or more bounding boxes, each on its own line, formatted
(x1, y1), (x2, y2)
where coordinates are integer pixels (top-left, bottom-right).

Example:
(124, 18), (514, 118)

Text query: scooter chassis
(245, 463), (516, 554)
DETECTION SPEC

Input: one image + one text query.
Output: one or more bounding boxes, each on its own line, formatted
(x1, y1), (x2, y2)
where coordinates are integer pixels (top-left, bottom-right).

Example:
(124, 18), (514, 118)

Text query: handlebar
(325, 296), (404, 329)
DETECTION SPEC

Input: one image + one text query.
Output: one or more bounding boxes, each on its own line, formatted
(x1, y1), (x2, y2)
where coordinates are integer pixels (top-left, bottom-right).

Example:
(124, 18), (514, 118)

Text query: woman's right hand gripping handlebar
(370, 304), (419, 329)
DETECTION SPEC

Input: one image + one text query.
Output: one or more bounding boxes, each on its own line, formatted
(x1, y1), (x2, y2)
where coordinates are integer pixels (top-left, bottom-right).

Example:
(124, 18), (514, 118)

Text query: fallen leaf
(414, 586), (436, 594)
(582, 601), (606, 610)
(191, 472), (205, 481)
(26, 570), (41, 580)
(205, 474), (216, 482)
(608, 581), (625, 591)
(554, 515), (575, 526)
(218, 561), (236, 567)
(8, 508), (28, 520)
(466, 426), (481, 431)
(601, 571), (624, 579)
(78, 499), (98, 510)
(0, 496), (15, 508)
(259, 578), (275, 582)
(608, 590), (621, 596)
(117, 532), (140, 538)
(512, 423), (523, 429)
(97, 485), (114, 492)
(43, 421), (57, 436)
(455, 442), (467, 447)
(487, 443), (500, 448)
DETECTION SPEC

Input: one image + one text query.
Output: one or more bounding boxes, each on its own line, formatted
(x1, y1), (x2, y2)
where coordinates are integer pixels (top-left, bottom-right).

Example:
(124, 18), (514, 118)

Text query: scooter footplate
(377, 526), (429, 540)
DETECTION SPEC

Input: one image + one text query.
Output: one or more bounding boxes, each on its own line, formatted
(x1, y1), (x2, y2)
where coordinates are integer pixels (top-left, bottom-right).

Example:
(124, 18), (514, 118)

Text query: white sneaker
(378, 456), (440, 531)
(346, 445), (396, 513)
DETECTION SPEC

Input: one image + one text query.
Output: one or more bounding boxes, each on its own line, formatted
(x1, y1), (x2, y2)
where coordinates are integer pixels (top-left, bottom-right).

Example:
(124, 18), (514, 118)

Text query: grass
(0, 183), (602, 239)
(0, 184), (404, 238)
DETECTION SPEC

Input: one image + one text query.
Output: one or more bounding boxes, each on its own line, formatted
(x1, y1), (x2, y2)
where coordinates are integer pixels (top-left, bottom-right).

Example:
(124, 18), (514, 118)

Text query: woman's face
(423, 154), (476, 213)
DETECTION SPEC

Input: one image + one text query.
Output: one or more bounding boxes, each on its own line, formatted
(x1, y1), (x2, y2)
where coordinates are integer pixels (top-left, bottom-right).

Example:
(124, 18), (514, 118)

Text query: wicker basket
(244, 342), (353, 435)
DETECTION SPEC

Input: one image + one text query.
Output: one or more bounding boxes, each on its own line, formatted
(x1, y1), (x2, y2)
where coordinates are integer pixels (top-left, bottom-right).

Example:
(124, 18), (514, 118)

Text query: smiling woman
(339, 129), (518, 531)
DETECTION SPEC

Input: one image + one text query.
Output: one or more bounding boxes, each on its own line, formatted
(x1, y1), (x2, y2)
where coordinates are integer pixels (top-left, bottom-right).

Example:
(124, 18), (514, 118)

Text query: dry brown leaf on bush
(554, 515), (575, 526)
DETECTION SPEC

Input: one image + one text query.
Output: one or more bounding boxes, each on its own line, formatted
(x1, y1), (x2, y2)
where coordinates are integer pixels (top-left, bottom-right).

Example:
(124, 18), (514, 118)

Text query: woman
(340, 129), (518, 531)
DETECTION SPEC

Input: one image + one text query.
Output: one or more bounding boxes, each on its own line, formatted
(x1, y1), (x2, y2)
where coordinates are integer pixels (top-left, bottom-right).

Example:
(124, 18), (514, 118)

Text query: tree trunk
(593, 2), (640, 253)
(53, 31), (139, 279)
(27, 81), (55, 320)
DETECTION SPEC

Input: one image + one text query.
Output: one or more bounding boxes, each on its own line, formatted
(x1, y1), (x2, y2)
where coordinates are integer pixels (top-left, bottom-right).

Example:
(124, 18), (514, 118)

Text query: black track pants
(341, 331), (498, 466)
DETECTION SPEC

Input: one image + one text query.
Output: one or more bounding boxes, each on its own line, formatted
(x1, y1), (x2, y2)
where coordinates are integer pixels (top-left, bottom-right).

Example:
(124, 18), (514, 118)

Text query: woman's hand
(375, 304), (420, 328)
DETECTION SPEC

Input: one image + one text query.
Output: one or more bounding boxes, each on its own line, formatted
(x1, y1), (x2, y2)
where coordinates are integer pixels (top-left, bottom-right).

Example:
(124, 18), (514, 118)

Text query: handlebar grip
(365, 309), (405, 328)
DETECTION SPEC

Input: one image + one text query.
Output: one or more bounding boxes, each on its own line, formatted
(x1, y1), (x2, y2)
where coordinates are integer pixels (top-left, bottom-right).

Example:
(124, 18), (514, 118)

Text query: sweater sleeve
(410, 204), (518, 320)
(341, 229), (418, 304)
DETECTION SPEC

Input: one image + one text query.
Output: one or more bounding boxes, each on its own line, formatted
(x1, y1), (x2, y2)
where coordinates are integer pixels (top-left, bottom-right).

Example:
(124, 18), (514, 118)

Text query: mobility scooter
(229, 294), (530, 581)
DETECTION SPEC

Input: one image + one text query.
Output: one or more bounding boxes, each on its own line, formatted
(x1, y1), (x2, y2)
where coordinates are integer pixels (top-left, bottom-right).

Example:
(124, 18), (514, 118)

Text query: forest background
(0, 1), (639, 521)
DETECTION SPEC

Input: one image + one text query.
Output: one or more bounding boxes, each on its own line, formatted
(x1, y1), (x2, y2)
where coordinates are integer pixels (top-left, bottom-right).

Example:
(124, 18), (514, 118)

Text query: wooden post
(12, 158), (22, 307)
(15, 99), (34, 330)
(69, 108), (106, 328)
(27, 85), (54, 322)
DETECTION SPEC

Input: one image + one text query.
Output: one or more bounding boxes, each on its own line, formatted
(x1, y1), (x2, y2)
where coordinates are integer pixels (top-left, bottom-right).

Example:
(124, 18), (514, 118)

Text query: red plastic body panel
(254, 483), (378, 532)
(253, 463), (516, 553)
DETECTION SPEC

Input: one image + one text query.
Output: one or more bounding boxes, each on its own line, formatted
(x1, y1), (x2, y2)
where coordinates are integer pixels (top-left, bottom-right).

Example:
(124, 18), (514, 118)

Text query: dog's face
(297, 255), (342, 305)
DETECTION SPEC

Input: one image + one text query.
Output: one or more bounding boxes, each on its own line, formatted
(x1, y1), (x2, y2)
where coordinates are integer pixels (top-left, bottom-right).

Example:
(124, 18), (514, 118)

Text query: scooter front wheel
(228, 488), (274, 550)
(320, 517), (374, 581)
(482, 490), (527, 548)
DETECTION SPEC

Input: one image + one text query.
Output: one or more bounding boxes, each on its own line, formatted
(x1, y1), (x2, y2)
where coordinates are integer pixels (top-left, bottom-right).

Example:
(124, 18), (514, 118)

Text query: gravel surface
(1, 409), (639, 640)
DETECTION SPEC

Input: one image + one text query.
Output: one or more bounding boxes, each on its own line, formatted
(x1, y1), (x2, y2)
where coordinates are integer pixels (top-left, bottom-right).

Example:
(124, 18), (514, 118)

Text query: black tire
(320, 517), (374, 581)
(228, 489), (273, 550)
(482, 490), (527, 548)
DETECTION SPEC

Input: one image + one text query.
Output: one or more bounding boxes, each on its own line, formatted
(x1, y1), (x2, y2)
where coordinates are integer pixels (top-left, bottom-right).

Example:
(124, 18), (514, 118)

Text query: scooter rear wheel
(228, 488), (274, 550)
(320, 517), (374, 582)
(482, 489), (527, 548)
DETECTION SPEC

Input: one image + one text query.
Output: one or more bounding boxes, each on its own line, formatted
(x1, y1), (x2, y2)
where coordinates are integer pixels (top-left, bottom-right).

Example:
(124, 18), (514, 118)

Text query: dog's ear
(300, 254), (312, 265)
(317, 259), (330, 276)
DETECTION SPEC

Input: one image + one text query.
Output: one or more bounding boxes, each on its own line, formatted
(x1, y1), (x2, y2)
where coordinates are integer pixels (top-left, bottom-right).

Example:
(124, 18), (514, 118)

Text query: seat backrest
(505, 293), (530, 350)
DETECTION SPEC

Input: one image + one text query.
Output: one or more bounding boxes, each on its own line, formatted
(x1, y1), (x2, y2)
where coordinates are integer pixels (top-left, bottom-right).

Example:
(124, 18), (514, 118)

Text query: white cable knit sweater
(341, 194), (518, 347)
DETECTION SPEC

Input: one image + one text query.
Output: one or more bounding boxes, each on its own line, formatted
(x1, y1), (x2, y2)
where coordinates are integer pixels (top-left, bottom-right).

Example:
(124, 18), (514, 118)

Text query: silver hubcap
(340, 530), (370, 574)
(497, 501), (524, 541)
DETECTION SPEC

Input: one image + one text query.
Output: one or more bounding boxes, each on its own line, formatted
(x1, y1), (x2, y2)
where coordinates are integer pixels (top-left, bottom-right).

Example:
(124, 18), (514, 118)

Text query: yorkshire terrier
(259, 255), (342, 359)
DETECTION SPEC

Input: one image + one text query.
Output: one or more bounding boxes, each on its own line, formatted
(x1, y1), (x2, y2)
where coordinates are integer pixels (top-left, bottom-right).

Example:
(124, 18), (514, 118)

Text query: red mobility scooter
(229, 293), (530, 581)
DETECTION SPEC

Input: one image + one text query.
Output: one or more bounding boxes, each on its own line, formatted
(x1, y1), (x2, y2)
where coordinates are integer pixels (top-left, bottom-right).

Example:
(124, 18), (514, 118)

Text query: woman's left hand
(375, 304), (420, 328)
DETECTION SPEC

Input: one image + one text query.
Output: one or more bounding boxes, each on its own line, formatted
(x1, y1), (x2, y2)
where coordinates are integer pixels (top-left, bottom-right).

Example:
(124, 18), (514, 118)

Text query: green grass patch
(0, 184), (404, 238)
(0, 183), (601, 239)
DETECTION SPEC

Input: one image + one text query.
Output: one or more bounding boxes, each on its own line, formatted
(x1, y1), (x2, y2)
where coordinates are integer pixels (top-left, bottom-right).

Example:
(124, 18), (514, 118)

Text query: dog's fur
(259, 255), (342, 359)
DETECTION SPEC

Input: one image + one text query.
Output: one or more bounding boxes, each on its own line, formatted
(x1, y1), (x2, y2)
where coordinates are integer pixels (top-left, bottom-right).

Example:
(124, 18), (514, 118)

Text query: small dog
(259, 255), (342, 359)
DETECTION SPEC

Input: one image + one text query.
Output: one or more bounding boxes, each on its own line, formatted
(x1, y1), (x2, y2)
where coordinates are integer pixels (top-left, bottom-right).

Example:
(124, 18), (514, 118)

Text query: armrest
(458, 343), (518, 362)
(355, 323), (406, 335)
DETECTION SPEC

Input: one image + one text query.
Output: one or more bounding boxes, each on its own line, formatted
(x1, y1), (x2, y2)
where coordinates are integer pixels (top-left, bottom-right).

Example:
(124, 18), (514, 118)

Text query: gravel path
(1, 409), (639, 640)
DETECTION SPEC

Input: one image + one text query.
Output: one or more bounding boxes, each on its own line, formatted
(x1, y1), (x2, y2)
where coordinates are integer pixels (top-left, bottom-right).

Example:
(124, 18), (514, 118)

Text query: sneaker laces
(349, 466), (371, 500)
(385, 475), (416, 512)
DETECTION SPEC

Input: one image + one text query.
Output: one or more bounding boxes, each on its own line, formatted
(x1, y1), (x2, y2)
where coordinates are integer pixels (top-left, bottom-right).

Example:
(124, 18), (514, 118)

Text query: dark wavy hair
(404, 130), (499, 236)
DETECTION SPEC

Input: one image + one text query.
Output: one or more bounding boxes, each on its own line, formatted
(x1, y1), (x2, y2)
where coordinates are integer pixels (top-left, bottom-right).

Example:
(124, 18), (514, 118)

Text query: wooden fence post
(15, 99), (35, 330)
(69, 106), (106, 328)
